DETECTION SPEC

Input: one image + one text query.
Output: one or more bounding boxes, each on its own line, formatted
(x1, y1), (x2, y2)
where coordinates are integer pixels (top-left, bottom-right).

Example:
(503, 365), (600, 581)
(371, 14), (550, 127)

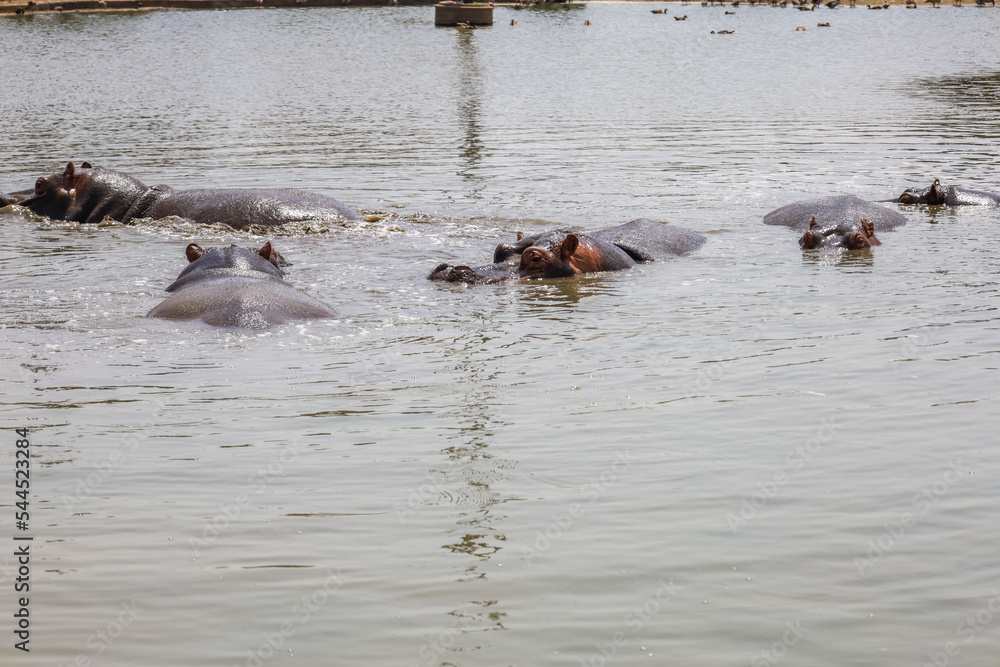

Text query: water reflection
(525, 2), (585, 13)
(919, 70), (1000, 110)
(517, 277), (601, 305)
(911, 70), (1000, 139)
(453, 28), (485, 199)
(434, 328), (514, 660)
(800, 248), (875, 268)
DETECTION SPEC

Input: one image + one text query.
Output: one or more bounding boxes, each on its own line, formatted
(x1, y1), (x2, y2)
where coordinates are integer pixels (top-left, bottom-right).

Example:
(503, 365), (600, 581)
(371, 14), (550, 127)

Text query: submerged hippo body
(10, 162), (361, 229)
(897, 179), (1000, 207)
(148, 243), (338, 328)
(763, 195), (908, 232)
(429, 219), (706, 284)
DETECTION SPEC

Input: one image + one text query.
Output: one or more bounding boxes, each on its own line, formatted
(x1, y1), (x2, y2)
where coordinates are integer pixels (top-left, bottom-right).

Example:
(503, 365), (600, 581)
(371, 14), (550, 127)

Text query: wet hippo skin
(429, 219), (706, 284)
(8, 162), (361, 229)
(897, 179), (1000, 207)
(763, 195), (908, 232)
(148, 242), (338, 328)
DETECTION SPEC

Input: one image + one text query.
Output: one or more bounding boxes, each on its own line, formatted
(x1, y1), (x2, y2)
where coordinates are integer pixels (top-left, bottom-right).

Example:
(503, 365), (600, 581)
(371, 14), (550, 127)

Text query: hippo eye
(35, 177), (46, 193)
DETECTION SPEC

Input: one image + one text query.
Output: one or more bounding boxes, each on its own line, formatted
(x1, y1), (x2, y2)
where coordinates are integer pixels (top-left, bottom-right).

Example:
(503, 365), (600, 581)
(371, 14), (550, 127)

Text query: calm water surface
(1, 4), (999, 666)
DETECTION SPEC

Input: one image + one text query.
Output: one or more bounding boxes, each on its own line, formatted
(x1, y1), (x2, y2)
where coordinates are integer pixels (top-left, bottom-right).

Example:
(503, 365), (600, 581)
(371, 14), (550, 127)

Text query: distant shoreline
(0, 0), (981, 16)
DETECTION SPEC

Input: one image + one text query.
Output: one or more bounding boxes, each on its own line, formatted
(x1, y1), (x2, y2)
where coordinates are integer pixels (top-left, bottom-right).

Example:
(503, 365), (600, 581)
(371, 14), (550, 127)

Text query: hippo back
(140, 188), (361, 229)
(148, 278), (337, 328)
(149, 244), (337, 328)
(588, 218), (707, 262)
(946, 186), (1000, 207)
(764, 195), (908, 232)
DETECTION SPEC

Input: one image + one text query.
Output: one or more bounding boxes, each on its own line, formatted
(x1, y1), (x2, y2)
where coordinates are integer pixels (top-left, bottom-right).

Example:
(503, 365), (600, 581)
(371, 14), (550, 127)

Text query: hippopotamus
(147, 242), (338, 328)
(429, 218), (706, 284)
(763, 195), (908, 232)
(4, 162), (361, 229)
(896, 179), (1000, 207)
(798, 217), (880, 250)
(0, 193), (23, 207)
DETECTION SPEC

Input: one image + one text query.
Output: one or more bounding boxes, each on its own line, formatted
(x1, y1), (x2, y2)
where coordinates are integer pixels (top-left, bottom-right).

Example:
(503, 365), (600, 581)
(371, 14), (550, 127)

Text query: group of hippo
(3, 162), (998, 328)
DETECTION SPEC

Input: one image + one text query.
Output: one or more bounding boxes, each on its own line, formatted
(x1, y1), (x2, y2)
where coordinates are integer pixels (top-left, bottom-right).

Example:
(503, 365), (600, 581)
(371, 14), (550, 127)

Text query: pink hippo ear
(558, 234), (580, 263)
(185, 244), (206, 262)
(257, 241), (277, 262)
(62, 162), (88, 192)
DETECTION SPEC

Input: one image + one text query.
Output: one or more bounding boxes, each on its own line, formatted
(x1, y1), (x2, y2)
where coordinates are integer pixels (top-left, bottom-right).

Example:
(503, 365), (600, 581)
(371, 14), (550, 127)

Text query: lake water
(2, 4), (999, 666)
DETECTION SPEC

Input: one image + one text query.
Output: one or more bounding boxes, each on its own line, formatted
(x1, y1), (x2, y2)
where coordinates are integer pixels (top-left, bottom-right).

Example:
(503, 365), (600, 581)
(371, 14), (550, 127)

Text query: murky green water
(2, 4), (999, 666)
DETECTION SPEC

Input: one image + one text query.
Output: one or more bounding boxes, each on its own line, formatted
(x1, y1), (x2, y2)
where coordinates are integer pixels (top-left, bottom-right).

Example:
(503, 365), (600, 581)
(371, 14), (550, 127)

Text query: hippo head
(428, 262), (517, 284)
(17, 162), (92, 220)
(898, 178), (947, 205)
(860, 218), (880, 246)
(518, 234), (583, 279)
(493, 231), (545, 263)
(184, 241), (290, 267)
(798, 217), (822, 250)
(17, 162), (148, 223)
(165, 242), (286, 292)
(1, 193), (25, 207)
(799, 216), (879, 250)
(842, 230), (872, 250)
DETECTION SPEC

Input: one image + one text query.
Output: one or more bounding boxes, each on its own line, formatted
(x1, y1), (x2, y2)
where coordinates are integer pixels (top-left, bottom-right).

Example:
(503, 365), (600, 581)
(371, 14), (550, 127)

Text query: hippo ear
(81, 162), (92, 169)
(257, 241), (277, 262)
(185, 243), (205, 262)
(516, 231), (524, 241)
(558, 234), (580, 262)
(61, 161), (90, 192)
(809, 216), (818, 230)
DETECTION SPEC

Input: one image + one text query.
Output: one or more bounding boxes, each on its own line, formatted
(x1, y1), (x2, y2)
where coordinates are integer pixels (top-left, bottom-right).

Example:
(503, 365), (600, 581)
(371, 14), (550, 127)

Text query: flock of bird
(690, 0), (994, 6)
(480, 0), (994, 30)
